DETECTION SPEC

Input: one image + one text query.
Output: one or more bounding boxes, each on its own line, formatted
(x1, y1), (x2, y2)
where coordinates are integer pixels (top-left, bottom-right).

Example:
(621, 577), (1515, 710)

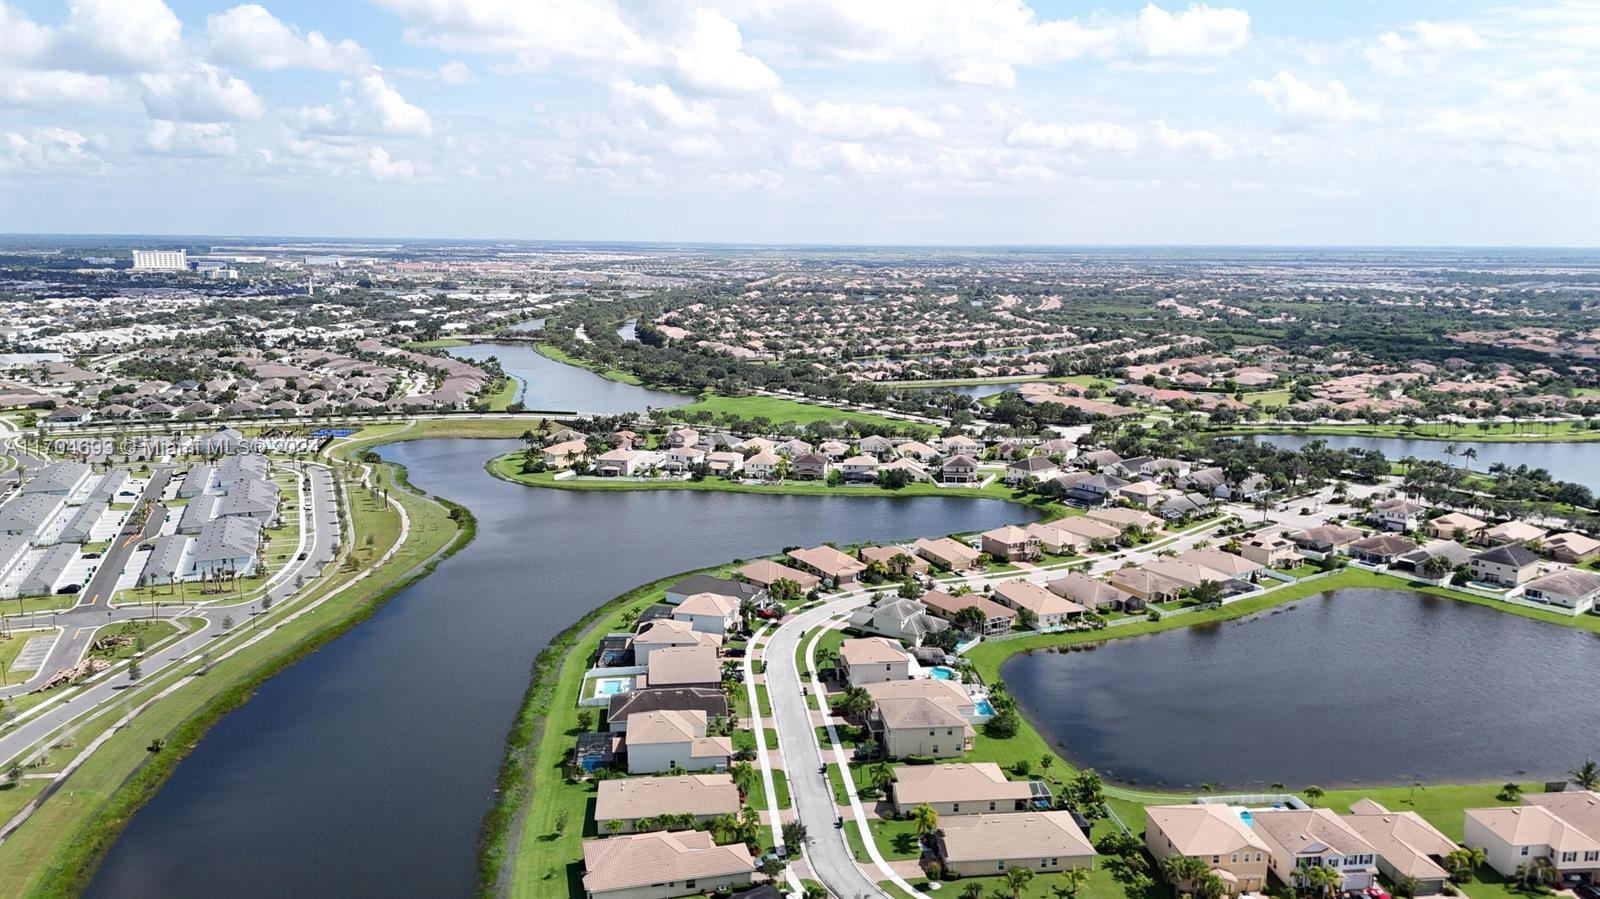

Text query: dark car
(56, 584), (82, 595)
(1573, 884), (1600, 899)
(297, 552), (308, 560)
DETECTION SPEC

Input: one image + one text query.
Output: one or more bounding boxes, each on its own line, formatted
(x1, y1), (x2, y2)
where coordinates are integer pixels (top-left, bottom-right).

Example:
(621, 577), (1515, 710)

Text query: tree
(1189, 579), (1224, 607)
(1004, 866), (1035, 898)
(868, 761), (895, 795)
(911, 803), (940, 840)
(1069, 768), (1106, 817)
(781, 820), (808, 855)
(1302, 784), (1324, 806)
(1569, 758), (1599, 789)
(1297, 863), (1343, 899)
(553, 808), (570, 835)
(1060, 865), (1091, 898)
(1162, 854), (1211, 892)
(960, 883), (985, 899)
(832, 686), (874, 722)
(984, 707), (1020, 738)
(953, 605), (986, 632)
(730, 761), (756, 798)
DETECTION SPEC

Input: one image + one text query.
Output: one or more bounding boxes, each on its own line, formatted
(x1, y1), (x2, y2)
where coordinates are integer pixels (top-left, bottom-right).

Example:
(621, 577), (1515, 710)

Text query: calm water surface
(617, 317), (637, 341)
(445, 341), (688, 413)
(1256, 434), (1599, 492)
(508, 317), (545, 332)
(901, 383), (1012, 399)
(88, 438), (1039, 899)
(1002, 587), (1600, 789)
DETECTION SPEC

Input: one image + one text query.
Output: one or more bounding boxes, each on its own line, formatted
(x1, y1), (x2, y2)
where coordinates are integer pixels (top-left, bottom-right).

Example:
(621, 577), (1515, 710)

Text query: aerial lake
(1255, 434), (1599, 492)
(1001, 587), (1599, 789)
(444, 340), (689, 414)
(87, 438), (1040, 899)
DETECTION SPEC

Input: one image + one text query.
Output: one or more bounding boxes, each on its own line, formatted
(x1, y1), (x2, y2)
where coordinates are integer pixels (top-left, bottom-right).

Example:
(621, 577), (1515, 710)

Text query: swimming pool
(975, 699), (996, 717)
(929, 666), (959, 681)
(1239, 810), (1254, 826)
(595, 678), (629, 696)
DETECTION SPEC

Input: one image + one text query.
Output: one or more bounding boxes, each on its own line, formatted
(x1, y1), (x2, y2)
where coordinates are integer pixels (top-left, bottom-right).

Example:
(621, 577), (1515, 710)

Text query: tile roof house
(891, 762), (1039, 817)
(1107, 566), (1183, 605)
(914, 536), (981, 571)
(786, 545), (867, 584)
(644, 645), (723, 689)
(1469, 543), (1542, 588)
(1341, 799), (1460, 895)
(1463, 795), (1600, 881)
(631, 619), (722, 664)
(1144, 804), (1272, 895)
(992, 580), (1086, 628)
(624, 709), (733, 774)
(980, 525), (1041, 562)
(870, 695), (973, 759)
(1371, 498), (1426, 532)
(593, 773), (741, 834)
(671, 592), (741, 635)
(1251, 808), (1381, 890)
(1544, 531), (1600, 564)
(858, 545), (929, 576)
(734, 558), (820, 592)
(1520, 569), (1600, 614)
(581, 830), (755, 899)
(935, 811), (1095, 877)
(1477, 520), (1546, 547)
(839, 637), (914, 685)
(1348, 533), (1420, 564)
(1291, 525), (1367, 555)
(919, 589), (1016, 635)
(665, 575), (764, 606)
(1005, 455), (1059, 484)
(845, 597), (948, 647)
(1426, 512), (1487, 540)
(940, 454), (980, 484)
(606, 687), (728, 733)
(1048, 571), (1136, 611)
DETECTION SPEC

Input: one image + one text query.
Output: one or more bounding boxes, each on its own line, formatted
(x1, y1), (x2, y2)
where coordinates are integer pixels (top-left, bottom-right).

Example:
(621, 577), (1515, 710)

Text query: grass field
(1244, 389), (1292, 407)
(481, 376), (520, 412)
(402, 337), (471, 348)
(669, 393), (936, 435)
(533, 344), (647, 386)
(0, 626), (55, 680)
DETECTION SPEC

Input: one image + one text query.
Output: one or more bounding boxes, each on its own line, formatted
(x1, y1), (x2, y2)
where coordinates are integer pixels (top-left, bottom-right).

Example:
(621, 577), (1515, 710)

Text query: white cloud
(48, 0), (184, 74)
(611, 80), (716, 130)
(141, 62), (265, 122)
(0, 69), (122, 107)
(357, 74), (434, 136)
(771, 94), (941, 139)
(0, 127), (104, 174)
(0, 2), (52, 66)
(1365, 20), (1484, 75)
(1250, 71), (1375, 130)
(1006, 121), (1139, 152)
(664, 134), (723, 158)
(707, 168), (783, 192)
(145, 120), (237, 157)
(793, 141), (913, 176)
(296, 75), (433, 138)
(667, 8), (780, 94)
(206, 4), (371, 73)
(1133, 3), (1251, 57)
(368, 146), (417, 180)
(1150, 119), (1233, 159)
(578, 144), (649, 169)
(437, 60), (473, 84)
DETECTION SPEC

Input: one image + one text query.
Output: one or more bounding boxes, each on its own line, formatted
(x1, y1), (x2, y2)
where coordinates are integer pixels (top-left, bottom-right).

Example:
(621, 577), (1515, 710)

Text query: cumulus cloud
(22, 0), (185, 74)
(793, 141), (913, 176)
(206, 4), (370, 73)
(0, 127), (104, 173)
(1365, 20), (1484, 75)
(437, 60), (473, 84)
(667, 7), (780, 94)
(1150, 119), (1233, 159)
(141, 62), (265, 122)
(358, 73), (433, 136)
(771, 94), (941, 139)
(1133, 3), (1251, 57)
(611, 80), (717, 130)
(1006, 121), (1139, 152)
(368, 146), (416, 180)
(145, 120), (237, 157)
(1, 69), (122, 107)
(1250, 71), (1375, 129)
(295, 74), (433, 138)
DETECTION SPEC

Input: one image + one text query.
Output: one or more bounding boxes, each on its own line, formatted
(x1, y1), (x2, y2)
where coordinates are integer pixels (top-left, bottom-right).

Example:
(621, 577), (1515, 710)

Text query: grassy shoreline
(484, 451), (1076, 521)
(532, 343), (650, 387)
(1209, 422), (1600, 443)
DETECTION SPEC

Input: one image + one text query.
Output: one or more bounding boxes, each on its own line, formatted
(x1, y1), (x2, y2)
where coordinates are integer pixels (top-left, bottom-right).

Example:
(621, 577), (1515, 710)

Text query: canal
(443, 341), (689, 414)
(86, 438), (1040, 898)
(1001, 587), (1600, 789)
(1255, 433), (1600, 492)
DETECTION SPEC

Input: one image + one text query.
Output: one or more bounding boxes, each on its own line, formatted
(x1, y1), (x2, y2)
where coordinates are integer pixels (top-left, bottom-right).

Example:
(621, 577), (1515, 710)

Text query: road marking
(88, 593), (100, 606)
(73, 627), (87, 639)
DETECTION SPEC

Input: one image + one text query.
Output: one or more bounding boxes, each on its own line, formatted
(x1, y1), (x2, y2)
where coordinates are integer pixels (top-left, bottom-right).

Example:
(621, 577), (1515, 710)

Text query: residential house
(706, 451), (744, 477)
(839, 455), (880, 482)
(1107, 566), (1183, 605)
(662, 447), (706, 473)
(1086, 507), (1163, 533)
(734, 559), (820, 592)
(593, 773), (741, 834)
(1005, 456), (1059, 485)
(846, 597), (948, 646)
(1239, 534), (1302, 569)
(1177, 548), (1264, 582)
(1065, 473), (1129, 506)
(1372, 498), (1427, 533)
(1470, 544), (1541, 588)
(787, 545), (867, 585)
(914, 536), (981, 572)
(188, 516), (261, 578)
(624, 710), (732, 774)
(1048, 571), (1136, 612)
(1024, 521), (1089, 555)
(1394, 540), (1476, 575)
(790, 452), (830, 480)
(891, 762), (1040, 817)
(870, 695), (973, 759)
(631, 619), (722, 664)
(935, 811), (1095, 877)
(839, 637), (913, 685)
(980, 525), (1041, 562)
(1521, 569), (1600, 614)
(992, 580), (1086, 628)
(1291, 525), (1367, 555)
(1478, 520), (1546, 547)
(895, 440), (938, 462)
(1348, 534), (1420, 565)
(671, 592), (741, 635)
(774, 438), (812, 457)
(1545, 532), (1600, 564)
(664, 575), (764, 607)
(879, 457), (930, 482)
(1426, 512), (1487, 541)
(1463, 795), (1600, 882)
(666, 427), (699, 448)
(858, 545), (929, 576)
(941, 455), (980, 484)
(940, 435), (983, 457)
(1052, 517), (1122, 548)
(594, 448), (660, 477)
(920, 589), (1016, 635)
(1078, 449), (1121, 470)
(1251, 807), (1381, 890)
(863, 679), (975, 718)
(858, 434), (895, 459)
(743, 451), (780, 480)
(581, 831), (755, 899)
(1144, 804), (1272, 895)
(606, 687), (728, 733)
(644, 645), (723, 689)
(1118, 480), (1163, 508)
(1218, 474), (1269, 501)
(818, 440), (850, 460)
(540, 439), (587, 468)
(1342, 799), (1460, 896)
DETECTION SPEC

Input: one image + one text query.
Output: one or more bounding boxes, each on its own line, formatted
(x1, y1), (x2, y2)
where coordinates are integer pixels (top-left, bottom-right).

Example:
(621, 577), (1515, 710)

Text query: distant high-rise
(131, 249), (188, 271)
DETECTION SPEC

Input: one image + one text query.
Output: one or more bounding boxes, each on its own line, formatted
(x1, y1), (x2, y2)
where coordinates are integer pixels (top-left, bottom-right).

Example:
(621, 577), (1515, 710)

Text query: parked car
(57, 584), (81, 595)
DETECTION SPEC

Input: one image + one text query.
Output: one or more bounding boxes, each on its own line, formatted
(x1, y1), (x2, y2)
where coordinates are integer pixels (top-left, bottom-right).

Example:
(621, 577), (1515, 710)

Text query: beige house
(1251, 808), (1380, 890)
(1053, 516), (1123, 547)
(1426, 512), (1487, 540)
(1108, 566), (1183, 604)
(1477, 520), (1546, 546)
(1048, 571), (1135, 611)
(1239, 534), (1302, 568)
(1521, 569), (1600, 614)
(624, 710), (733, 774)
(540, 439), (586, 468)
(864, 678), (976, 718)
(992, 580), (1087, 628)
(839, 637), (913, 685)
(1469, 544), (1541, 588)
(980, 525), (1042, 562)
(920, 589), (1016, 635)
(1026, 521), (1091, 555)
(735, 558), (820, 591)
(1086, 507), (1163, 532)
(787, 544), (868, 584)
(858, 545), (930, 576)
(914, 536), (982, 571)
(581, 830), (756, 899)
(670, 592), (741, 635)
(594, 773), (740, 833)
(632, 619), (722, 665)
(1341, 799), (1460, 896)
(1464, 793), (1600, 881)
(1144, 804), (1272, 895)
(645, 645), (723, 689)
(1177, 548), (1263, 581)
(1546, 531), (1600, 564)
(891, 762), (1037, 817)
(870, 696), (973, 758)
(936, 811), (1095, 877)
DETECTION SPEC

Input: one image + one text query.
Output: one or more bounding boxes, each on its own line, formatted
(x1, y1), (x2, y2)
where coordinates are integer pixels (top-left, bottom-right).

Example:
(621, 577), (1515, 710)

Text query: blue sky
(2, 0), (1596, 246)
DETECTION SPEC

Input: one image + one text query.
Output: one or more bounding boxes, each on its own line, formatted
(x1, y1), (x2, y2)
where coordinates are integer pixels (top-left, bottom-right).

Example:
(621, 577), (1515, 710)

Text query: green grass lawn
(480, 376), (520, 412)
(751, 769), (791, 810)
(402, 337), (471, 348)
(534, 344), (648, 386)
(0, 626), (54, 679)
(669, 393), (935, 436)
(1245, 389), (1292, 408)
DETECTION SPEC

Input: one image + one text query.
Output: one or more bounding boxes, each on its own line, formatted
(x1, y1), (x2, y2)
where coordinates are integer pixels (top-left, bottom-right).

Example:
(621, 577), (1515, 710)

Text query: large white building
(132, 249), (188, 271)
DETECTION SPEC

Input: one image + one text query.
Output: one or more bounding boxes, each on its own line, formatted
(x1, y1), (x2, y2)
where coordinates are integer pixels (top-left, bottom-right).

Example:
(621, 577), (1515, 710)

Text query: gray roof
(216, 478), (278, 517)
(179, 494), (218, 532)
(606, 687), (729, 727)
(59, 502), (106, 543)
(666, 575), (762, 602)
(190, 516), (260, 563)
(89, 469), (132, 502)
(21, 545), (76, 592)
(0, 533), (30, 567)
(215, 453), (270, 484)
(143, 534), (189, 581)
(1474, 543), (1540, 567)
(177, 464), (215, 497)
(0, 494), (65, 534)
(21, 461), (90, 496)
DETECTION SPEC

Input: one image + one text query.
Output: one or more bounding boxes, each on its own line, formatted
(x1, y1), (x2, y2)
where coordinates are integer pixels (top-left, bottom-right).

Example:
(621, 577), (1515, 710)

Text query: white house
(1464, 795), (1600, 882)
(624, 709), (733, 774)
(670, 592), (741, 635)
(1251, 808), (1380, 890)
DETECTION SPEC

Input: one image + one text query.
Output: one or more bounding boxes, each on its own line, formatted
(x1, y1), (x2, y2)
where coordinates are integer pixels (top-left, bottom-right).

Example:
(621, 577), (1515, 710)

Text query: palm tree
(1197, 871), (1230, 899)
(1162, 854), (1211, 893)
(1569, 758), (1599, 789)
(1004, 866), (1035, 898)
(1302, 784), (1324, 806)
(1060, 865), (1091, 898)
(868, 761), (895, 795)
(1461, 447), (1478, 471)
(1522, 856), (1559, 889)
(729, 761), (756, 799)
(911, 803), (940, 842)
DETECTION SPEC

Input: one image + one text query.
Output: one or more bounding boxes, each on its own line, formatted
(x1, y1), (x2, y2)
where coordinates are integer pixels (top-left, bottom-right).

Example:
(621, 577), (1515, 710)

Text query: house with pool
(1144, 803), (1272, 896)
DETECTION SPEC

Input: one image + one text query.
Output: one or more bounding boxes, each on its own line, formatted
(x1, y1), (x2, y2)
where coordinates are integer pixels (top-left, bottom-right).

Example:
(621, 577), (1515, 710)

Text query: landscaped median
(484, 452), (1078, 522)
(0, 428), (470, 899)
